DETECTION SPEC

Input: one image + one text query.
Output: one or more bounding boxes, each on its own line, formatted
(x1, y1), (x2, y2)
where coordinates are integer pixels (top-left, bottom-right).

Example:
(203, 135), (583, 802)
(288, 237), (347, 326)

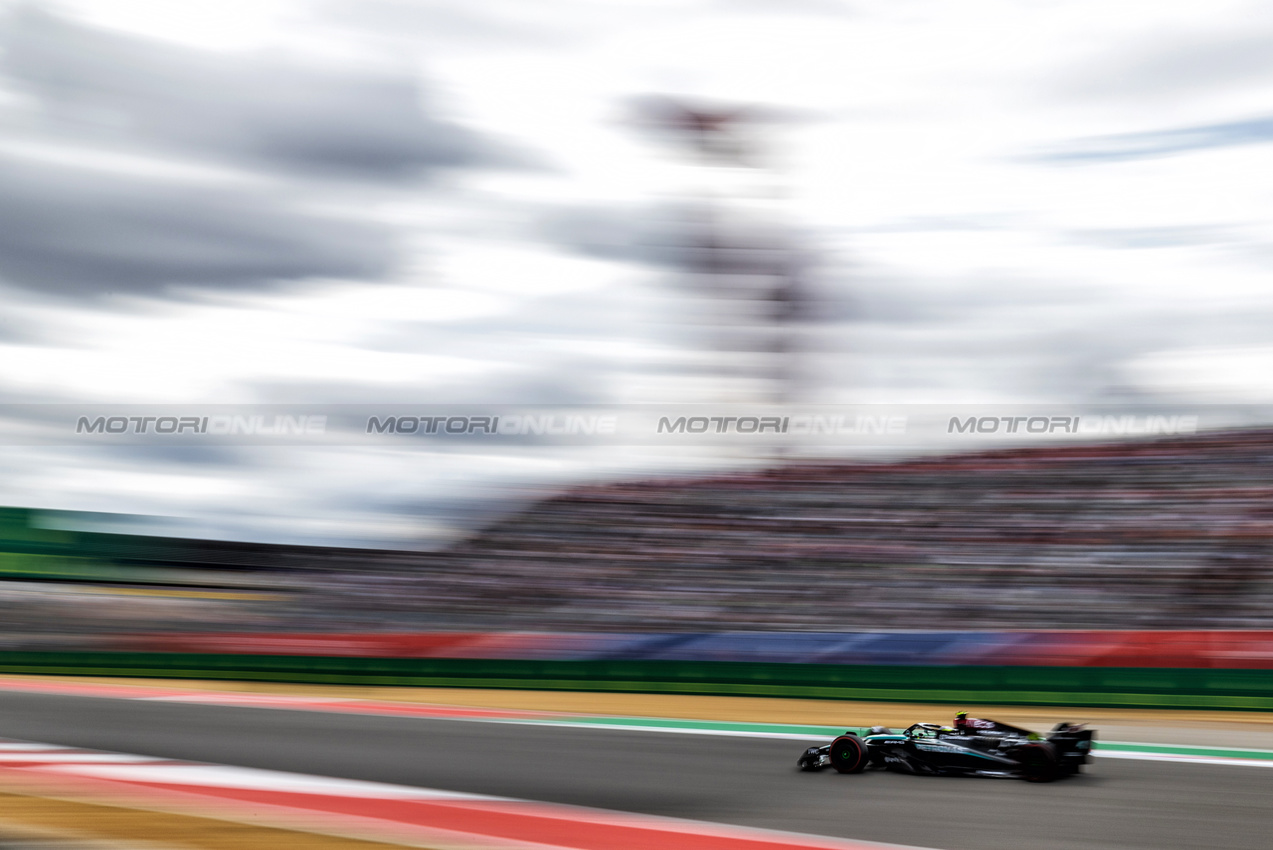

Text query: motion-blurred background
(3, 0), (1273, 643)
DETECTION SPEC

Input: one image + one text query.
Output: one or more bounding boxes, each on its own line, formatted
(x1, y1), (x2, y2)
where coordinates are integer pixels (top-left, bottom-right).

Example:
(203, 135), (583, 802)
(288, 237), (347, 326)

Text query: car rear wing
(1047, 722), (1094, 770)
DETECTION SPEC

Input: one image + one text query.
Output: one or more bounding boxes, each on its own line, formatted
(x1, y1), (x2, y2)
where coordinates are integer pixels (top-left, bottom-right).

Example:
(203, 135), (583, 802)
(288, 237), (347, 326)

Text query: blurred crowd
(4, 430), (1273, 642)
(300, 429), (1273, 632)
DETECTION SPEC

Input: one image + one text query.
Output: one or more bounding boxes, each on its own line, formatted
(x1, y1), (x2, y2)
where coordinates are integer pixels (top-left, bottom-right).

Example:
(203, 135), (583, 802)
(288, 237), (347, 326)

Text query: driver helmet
(955, 710), (968, 727)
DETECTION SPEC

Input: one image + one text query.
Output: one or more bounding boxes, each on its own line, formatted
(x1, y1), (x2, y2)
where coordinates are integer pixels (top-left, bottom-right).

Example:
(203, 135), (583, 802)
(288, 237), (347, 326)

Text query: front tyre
(829, 734), (867, 774)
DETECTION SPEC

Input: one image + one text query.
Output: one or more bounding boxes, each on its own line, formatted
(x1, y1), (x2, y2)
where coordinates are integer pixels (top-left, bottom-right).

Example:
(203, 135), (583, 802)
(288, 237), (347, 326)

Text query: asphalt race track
(0, 689), (1268, 850)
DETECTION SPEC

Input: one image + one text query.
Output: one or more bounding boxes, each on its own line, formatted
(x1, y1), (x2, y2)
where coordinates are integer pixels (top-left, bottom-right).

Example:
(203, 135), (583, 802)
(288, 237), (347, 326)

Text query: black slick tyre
(829, 734), (866, 774)
(1018, 743), (1059, 783)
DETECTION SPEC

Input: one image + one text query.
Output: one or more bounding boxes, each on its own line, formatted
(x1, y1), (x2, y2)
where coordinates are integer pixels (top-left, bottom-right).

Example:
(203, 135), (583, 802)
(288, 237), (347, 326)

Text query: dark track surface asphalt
(0, 690), (1268, 850)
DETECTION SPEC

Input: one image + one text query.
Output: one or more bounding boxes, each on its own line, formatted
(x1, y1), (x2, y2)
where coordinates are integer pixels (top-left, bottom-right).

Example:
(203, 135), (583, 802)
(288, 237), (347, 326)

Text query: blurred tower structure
(634, 97), (809, 405)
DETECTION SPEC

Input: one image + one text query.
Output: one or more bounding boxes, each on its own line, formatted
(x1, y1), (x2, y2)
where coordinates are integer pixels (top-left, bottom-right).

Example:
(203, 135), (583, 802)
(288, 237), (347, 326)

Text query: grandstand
(3, 428), (1273, 640)
(312, 428), (1273, 631)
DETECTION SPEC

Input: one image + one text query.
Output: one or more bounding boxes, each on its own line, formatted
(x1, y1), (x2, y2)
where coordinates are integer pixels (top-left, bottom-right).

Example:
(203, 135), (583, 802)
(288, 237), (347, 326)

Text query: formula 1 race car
(796, 716), (1093, 782)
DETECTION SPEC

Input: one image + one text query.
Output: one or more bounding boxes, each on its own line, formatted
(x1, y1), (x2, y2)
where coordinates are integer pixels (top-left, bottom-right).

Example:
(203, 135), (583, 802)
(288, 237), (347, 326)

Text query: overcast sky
(2, 0), (1273, 546)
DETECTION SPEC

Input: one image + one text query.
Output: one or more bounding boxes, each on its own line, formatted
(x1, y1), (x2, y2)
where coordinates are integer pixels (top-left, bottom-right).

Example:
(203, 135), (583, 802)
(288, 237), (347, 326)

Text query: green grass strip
(5, 653), (1273, 712)
(501, 715), (1273, 763)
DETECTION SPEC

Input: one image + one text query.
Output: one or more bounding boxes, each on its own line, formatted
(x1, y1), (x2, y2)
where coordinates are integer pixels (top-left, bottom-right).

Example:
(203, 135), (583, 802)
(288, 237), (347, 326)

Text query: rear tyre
(829, 734), (867, 774)
(1018, 743), (1059, 783)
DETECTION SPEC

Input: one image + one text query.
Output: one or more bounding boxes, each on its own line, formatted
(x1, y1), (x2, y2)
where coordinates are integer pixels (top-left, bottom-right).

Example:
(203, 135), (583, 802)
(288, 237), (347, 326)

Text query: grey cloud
(711, 0), (857, 18)
(853, 215), (1016, 234)
(538, 201), (811, 278)
(0, 313), (44, 344)
(1063, 225), (1240, 249)
(1039, 115), (1273, 163)
(1064, 26), (1273, 101)
(240, 282), (648, 405)
(0, 154), (393, 295)
(837, 308), (1159, 402)
(90, 445), (250, 469)
(248, 372), (615, 406)
(848, 267), (1098, 325)
(840, 256), (1273, 403)
(537, 203), (690, 269)
(320, 0), (854, 58)
(319, 0), (574, 49)
(1, 6), (519, 180)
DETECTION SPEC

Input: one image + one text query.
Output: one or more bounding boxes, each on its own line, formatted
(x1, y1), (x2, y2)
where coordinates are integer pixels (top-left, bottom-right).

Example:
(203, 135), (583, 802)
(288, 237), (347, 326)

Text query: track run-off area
(0, 677), (1270, 850)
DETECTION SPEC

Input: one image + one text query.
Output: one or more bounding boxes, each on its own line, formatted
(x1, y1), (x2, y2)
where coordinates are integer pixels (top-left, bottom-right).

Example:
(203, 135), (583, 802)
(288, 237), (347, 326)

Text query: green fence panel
(1, 652), (1271, 710)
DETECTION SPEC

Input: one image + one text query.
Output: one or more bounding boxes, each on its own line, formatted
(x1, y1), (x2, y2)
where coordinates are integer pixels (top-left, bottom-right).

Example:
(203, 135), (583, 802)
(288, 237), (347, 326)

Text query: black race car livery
(797, 718), (1093, 782)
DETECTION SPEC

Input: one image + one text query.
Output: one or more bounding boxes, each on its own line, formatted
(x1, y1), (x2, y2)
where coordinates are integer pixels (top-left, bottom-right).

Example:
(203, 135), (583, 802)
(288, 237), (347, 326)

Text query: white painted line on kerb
(38, 762), (496, 798)
(1092, 751), (1273, 769)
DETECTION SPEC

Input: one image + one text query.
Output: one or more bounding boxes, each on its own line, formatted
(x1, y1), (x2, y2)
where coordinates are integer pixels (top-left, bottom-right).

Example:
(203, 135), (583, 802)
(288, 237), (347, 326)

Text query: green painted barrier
(1, 652), (1270, 710)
